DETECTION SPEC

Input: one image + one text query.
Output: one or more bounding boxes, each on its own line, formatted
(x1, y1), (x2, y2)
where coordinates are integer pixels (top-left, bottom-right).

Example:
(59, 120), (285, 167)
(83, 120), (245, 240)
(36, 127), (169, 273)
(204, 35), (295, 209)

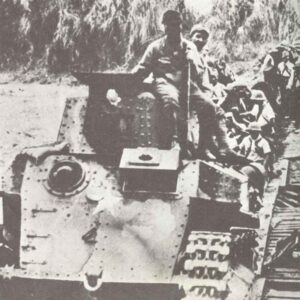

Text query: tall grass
(197, 0), (279, 61)
(0, 0), (298, 73)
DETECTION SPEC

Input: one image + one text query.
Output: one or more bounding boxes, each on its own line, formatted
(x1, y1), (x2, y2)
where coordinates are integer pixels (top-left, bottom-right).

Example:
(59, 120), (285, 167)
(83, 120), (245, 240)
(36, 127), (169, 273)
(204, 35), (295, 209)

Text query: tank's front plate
(17, 156), (199, 283)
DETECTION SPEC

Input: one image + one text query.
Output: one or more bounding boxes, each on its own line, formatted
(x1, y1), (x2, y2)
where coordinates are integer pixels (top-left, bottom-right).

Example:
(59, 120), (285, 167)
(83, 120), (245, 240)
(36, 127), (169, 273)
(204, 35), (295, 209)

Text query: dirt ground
(0, 74), (88, 177)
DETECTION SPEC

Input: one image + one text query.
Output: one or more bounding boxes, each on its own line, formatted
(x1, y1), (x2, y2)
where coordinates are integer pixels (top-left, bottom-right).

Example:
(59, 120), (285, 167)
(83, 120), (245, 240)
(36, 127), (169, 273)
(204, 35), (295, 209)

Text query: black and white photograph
(0, 0), (300, 299)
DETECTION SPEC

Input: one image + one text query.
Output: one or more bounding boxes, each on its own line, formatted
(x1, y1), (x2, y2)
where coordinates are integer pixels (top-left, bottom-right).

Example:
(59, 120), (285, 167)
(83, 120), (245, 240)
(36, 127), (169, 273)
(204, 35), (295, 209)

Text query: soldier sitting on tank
(235, 122), (273, 197)
(189, 24), (223, 159)
(189, 25), (210, 68)
(189, 25), (235, 88)
(132, 10), (232, 160)
(189, 25), (215, 90)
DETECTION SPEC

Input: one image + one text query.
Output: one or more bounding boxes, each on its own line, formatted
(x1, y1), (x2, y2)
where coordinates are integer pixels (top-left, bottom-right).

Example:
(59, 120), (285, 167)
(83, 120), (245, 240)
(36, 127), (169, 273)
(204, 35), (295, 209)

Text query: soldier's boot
(215, 122), (248, 165)
(197, 128), (217, 160)
(195, 101), (218, 160)
(215, 116), (232, 156)
(194, 96), (237, 161)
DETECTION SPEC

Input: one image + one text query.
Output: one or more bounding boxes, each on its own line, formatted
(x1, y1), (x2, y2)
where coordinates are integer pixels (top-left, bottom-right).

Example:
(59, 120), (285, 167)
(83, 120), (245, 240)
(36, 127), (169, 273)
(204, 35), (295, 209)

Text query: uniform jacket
(134, 36), (203, 85)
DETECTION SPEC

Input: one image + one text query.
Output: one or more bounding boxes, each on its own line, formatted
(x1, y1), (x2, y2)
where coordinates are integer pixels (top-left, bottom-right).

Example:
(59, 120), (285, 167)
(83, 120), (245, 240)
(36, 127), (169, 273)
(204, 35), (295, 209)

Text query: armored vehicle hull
(0, 73), (270, 299)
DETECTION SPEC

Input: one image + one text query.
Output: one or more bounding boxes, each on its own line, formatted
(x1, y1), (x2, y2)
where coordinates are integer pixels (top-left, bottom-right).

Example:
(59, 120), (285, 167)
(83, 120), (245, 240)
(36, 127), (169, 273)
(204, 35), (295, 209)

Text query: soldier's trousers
(191, 87), (229, 155)
(154, 77), (229, 153)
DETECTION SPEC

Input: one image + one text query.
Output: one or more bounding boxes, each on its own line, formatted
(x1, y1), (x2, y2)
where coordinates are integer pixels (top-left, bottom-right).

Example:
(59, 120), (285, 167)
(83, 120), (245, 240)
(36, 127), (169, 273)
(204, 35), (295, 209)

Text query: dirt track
(0, 80), (88, 176)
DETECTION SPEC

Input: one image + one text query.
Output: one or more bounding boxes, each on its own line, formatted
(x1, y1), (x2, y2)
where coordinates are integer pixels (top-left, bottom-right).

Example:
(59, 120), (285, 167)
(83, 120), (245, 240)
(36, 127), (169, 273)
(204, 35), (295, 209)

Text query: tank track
(179, 231), (232, 300)
(261, 158), (300, 299)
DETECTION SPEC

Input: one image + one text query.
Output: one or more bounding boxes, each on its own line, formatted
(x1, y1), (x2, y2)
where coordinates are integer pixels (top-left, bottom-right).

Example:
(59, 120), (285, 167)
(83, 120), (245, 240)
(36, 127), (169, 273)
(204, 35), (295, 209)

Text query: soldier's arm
(186, 43), (204, 78)
(235, 138), (245, 155)
(227, 67), (235, 82)
(262, 139), (272, 155)
(287, 64), (295, 90)
(132, 43), (156, 79)
(260, 54), (274, 73)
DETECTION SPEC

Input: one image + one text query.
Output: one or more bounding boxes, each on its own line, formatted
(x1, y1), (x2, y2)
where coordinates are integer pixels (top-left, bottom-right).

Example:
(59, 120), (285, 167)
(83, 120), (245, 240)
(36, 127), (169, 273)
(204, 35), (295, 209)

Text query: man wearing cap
(256, 46), (285, 104)
(252, 89), (276, 135)
(189, 24), (212, 90)
(133, 10), (203, 151)
(237, 122), (272, 177)
(190, 25), (210, 67)
(233, 122), (273, 202)
(133, 10), (232, 159)
(277, 49), (295, 115)
(237, 89), (273, 123)
(189, 24), (238, 159)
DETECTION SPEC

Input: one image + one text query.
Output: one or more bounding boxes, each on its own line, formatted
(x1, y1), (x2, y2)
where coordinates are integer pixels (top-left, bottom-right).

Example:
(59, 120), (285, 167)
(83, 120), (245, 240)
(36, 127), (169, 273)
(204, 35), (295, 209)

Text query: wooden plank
(267, 289), (300, 298)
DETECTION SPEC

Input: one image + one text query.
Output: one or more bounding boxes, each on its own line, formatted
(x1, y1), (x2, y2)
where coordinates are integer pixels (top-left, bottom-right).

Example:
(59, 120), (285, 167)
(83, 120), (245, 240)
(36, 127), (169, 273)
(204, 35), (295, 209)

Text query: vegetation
(203, 0), (299, 61)
(0, 0), (298, 74)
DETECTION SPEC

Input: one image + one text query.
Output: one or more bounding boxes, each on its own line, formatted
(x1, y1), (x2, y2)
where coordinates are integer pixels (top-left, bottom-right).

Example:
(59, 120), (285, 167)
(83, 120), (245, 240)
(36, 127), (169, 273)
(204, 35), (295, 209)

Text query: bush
(0, 0), (298, 73)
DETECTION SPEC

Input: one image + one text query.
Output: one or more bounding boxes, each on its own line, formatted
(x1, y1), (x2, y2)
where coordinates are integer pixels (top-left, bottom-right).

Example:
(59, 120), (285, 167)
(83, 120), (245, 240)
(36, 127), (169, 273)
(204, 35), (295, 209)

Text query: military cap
(246, 122), (262, 132)
(250, 89), (267, 102)
(162, 10), (182, 25)
(190, 24), (209, 38)
(224, 82), (252, 98)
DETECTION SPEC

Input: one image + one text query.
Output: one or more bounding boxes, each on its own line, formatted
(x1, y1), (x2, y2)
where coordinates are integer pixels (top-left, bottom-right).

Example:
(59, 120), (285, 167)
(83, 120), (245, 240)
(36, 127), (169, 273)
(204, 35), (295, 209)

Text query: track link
(179, 231), (232, 299)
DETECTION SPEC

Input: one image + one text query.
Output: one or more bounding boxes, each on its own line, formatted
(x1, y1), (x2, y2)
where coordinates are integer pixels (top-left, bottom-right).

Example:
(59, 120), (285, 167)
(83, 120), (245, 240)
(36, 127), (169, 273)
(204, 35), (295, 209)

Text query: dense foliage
(0, 0), (298, 73)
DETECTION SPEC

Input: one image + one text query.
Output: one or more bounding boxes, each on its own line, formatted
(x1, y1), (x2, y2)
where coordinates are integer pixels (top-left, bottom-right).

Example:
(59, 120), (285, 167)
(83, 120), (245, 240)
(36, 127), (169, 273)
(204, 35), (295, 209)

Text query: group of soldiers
(132, 10), (300, 212)
(256, 36), (300, 124)
(133, 10), (234, 159)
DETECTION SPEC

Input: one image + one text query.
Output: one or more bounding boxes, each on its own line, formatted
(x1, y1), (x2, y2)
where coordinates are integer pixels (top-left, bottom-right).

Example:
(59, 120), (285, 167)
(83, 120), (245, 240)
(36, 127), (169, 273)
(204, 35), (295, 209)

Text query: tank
(0, 72), (262, 300)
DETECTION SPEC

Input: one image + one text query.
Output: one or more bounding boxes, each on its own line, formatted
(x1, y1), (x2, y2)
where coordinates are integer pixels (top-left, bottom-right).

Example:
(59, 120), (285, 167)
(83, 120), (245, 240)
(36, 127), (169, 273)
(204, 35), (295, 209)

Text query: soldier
(235, 122), (273, 197)
(255, 45), (284, 110)
(277, 49), (295, 116)
(252, 89), (276, 137)
(208, 68), (227, 106)
(189, 25), (211, 88)
(237, 123), (272, 175)
(189, 25), (210, 66)
(133, 10), (232, 159)
(289, 33), (300, 126)
(225, 88), (259, 131)
(290, 60), (300, 127)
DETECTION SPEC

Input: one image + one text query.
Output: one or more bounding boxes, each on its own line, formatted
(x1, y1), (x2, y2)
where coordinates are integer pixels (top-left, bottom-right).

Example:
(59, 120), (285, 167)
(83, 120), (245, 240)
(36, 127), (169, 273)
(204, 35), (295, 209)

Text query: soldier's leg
(154, 78), (180, 148)
(193, 98), (216, 157)
(192, 91), (231, 157)
(190, 85), (214, 157)
(214, 105), (232, 155)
